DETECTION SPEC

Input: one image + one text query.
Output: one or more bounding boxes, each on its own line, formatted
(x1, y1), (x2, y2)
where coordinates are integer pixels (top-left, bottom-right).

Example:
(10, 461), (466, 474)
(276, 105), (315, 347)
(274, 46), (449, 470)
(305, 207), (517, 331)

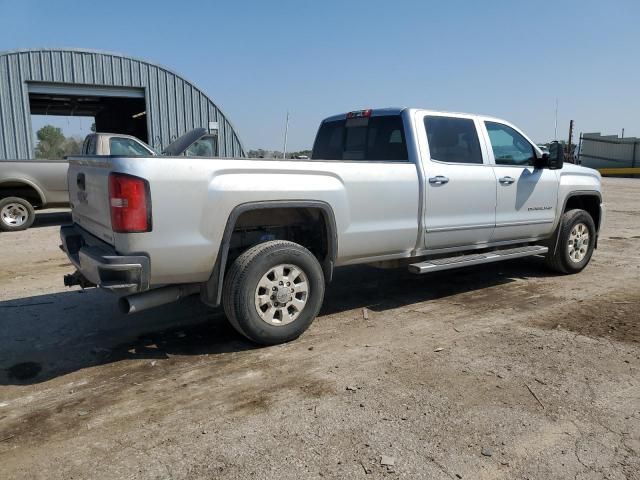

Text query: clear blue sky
(1, 0), (638, 150)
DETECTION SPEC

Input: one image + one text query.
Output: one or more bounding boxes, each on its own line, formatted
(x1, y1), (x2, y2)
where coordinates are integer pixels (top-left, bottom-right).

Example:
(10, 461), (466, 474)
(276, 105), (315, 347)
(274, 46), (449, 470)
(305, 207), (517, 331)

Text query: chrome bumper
(60, 224), (150, 293)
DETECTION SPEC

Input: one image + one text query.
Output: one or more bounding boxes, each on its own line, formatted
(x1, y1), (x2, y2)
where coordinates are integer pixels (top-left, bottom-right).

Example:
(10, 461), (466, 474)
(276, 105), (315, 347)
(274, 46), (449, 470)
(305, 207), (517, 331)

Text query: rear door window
(312, 115), (408, 162)
(424, 116), (483, 164)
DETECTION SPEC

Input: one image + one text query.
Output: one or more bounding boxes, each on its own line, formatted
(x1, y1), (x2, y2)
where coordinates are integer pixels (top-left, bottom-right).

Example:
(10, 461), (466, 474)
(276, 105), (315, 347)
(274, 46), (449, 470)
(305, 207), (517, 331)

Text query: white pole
(554, 98), (558, 140)
(283, 111), (289, 159)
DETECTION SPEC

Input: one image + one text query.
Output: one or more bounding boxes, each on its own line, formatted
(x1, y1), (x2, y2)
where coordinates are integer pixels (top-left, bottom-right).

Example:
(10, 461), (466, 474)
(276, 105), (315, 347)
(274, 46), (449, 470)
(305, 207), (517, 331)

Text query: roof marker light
(346, 109), (372, 119)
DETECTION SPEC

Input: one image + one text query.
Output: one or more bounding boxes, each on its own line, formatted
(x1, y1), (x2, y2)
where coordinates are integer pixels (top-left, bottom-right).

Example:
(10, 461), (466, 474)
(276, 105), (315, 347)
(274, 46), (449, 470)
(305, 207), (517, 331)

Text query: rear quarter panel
(0, 160), (69, 205)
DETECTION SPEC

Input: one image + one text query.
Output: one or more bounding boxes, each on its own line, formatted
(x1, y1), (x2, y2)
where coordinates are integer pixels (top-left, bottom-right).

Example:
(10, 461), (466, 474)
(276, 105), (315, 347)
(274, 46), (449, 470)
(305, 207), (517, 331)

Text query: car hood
(561, 163), (601, 179)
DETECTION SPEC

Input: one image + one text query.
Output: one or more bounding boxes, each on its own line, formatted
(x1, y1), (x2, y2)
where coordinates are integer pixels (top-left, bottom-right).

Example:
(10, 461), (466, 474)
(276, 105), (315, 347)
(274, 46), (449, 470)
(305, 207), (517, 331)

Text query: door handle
(429, 175), (449, 185)
(499, 176), (515, 185)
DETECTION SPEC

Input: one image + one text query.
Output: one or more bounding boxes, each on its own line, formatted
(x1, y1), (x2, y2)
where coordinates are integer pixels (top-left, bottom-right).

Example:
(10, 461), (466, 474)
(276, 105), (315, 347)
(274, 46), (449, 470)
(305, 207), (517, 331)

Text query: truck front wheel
(0, 197), (35, 232)
(222, 240), (325, 345)
(545, 209), (596, 274)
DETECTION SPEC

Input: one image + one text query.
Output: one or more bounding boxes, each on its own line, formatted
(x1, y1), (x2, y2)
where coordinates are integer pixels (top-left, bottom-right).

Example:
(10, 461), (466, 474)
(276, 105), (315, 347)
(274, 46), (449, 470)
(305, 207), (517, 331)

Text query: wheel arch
(201, 200), (338, 307)
(563, 192), (602, 233)
(0, 178), (47, 207)
(550, 190), (603, 255)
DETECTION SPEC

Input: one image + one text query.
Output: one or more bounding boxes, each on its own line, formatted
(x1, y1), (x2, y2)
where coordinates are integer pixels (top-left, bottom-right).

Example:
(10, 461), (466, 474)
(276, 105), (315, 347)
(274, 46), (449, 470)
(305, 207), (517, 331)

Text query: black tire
(0, 197), (35, 232)
(222, 240), (325, 345)
(545, 209), (596, 274)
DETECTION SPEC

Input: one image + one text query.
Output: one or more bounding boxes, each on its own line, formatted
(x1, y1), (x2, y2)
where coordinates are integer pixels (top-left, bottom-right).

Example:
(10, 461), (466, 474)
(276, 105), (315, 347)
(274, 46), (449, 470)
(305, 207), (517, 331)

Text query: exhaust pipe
(119, 284), (200, 314)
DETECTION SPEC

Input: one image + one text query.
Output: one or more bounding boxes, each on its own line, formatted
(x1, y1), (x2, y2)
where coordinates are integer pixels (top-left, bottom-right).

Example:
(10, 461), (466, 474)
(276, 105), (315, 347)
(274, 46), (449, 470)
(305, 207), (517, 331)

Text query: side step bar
(408, 245), (548, 274)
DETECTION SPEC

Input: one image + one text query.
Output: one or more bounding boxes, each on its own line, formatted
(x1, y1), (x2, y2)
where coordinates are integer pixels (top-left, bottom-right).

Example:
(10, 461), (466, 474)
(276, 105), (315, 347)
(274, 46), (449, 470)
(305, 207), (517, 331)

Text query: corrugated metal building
(0, 48), (245, 159)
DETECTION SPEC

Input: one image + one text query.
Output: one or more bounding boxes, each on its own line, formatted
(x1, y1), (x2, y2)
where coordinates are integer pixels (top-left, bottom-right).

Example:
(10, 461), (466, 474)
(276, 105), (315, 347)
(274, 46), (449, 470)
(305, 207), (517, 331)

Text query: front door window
(485, 121), (535, 166)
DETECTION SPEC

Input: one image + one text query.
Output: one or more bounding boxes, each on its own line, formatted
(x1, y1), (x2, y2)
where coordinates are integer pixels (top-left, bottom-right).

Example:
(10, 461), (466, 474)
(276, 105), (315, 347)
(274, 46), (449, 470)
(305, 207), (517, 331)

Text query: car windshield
(109, 137), (154, 156)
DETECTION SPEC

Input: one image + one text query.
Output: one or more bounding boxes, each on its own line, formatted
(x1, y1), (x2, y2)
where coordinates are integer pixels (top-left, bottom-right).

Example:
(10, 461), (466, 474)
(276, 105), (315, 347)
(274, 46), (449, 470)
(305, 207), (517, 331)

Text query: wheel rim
(254, 263), (309, 326)
(568, 222), (590, 263)
(1, 203), (29, 227)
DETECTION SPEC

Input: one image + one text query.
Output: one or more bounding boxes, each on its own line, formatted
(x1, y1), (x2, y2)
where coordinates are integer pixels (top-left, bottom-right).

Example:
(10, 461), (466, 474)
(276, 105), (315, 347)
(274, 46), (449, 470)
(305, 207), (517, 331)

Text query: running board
(408, 245), (548, 274)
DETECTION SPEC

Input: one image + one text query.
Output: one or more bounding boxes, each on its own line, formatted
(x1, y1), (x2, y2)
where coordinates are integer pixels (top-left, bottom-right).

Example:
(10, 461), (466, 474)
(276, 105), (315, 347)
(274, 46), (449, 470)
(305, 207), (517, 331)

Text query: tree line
(34, 125), (84, 160)
(247, 149), (312, 159)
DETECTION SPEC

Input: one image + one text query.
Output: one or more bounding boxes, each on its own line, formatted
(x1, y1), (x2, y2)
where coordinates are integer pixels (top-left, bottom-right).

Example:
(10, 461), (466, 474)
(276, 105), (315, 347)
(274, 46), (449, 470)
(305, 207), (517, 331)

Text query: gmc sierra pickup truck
(61, 108), (604, 345)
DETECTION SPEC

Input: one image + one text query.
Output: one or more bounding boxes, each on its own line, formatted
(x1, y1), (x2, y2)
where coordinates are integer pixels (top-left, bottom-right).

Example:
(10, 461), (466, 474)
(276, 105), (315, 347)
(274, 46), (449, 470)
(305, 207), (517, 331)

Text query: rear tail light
(108, 173), (152, 233)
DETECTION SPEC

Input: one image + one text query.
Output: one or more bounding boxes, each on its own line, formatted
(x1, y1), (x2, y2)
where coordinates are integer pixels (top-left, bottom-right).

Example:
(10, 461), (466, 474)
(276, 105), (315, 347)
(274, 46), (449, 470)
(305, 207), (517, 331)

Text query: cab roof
(320, 107), (507, 124)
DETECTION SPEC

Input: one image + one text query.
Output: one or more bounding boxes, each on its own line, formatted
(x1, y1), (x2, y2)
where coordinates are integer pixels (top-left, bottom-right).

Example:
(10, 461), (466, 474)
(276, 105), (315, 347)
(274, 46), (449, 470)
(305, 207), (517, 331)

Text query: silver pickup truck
(0, 133), (155, 231)
(61, 107), (604, 345)
(0, 160), (68, 231)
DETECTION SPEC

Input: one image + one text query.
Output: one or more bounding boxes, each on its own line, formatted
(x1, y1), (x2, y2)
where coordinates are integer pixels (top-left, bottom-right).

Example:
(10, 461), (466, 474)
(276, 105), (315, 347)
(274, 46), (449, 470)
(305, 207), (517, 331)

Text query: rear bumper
(60, 224), (150, 293)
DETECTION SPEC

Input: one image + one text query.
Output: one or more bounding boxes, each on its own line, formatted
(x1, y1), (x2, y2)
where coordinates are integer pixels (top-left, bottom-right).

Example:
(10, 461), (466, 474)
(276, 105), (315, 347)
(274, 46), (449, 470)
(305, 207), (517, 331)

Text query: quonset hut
(0, 48), (245, 159)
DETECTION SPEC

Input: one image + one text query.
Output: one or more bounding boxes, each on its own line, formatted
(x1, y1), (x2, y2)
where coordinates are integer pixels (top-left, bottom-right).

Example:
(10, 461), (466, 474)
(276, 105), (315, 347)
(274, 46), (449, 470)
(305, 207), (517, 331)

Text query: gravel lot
(0, 178), (638, 480)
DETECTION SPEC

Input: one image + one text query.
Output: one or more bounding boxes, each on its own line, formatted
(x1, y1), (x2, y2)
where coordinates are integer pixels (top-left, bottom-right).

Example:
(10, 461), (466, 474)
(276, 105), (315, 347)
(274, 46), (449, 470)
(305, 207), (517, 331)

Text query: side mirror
(534, 152), (549, 169)
(547, 141), (564, 169)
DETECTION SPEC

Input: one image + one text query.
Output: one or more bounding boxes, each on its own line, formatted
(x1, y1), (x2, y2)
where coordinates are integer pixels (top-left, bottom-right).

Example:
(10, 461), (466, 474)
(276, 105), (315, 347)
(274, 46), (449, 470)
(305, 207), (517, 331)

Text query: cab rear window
(312, 115), (408, 162)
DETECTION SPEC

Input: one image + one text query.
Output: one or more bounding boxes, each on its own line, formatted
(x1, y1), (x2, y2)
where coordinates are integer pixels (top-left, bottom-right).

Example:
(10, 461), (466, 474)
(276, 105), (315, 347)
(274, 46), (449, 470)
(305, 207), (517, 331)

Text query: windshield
(109, 137), (155, 156)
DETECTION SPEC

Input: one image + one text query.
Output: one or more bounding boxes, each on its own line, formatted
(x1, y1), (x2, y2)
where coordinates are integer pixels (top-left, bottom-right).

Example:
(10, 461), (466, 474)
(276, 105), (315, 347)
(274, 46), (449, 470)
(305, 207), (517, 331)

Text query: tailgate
(67, 157), (115, 245)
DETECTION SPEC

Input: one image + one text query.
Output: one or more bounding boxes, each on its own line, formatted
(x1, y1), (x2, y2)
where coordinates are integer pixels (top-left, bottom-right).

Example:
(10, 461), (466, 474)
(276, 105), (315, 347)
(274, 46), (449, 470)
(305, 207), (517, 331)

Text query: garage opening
(28, 83), (148, 159)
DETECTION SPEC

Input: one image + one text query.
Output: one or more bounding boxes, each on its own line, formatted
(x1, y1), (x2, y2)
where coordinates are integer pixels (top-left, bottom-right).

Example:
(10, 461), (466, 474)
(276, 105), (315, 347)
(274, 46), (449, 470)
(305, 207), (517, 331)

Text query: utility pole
(621, 128), (625, 139)
(577, 132), (583, 165)
(282, 111), (290, 160)
(554, 98), (558, 140)
(568, 120), (574, 163)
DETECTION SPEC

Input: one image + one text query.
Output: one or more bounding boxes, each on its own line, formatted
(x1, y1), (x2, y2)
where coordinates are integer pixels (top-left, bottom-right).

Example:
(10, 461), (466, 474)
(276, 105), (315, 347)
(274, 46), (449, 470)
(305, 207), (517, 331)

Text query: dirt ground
(0, 178), (638, 480)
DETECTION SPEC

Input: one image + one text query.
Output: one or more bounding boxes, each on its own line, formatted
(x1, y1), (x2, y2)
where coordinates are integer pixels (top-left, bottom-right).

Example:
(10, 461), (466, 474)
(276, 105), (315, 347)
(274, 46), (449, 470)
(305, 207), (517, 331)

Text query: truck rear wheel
(0, 197), (35, 232)
(222, 240), (325, 345)
(545, 209), (596, 274)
